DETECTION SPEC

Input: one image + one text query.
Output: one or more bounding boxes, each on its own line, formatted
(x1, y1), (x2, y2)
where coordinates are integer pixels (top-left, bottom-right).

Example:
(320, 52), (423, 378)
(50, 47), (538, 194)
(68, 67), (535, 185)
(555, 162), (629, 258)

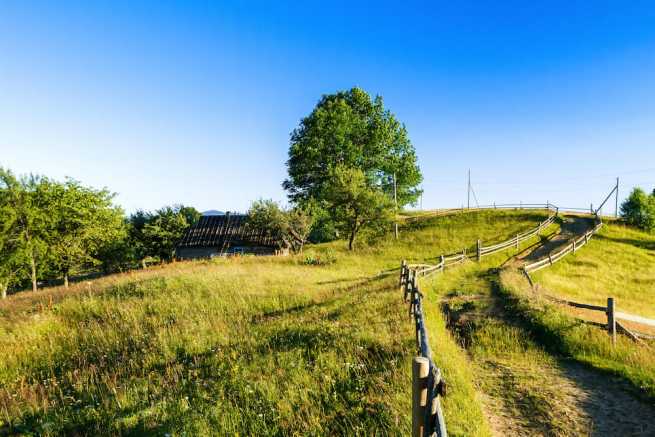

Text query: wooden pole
(607, 297), (616, 345)
(393, 173), (398, 240)
(440, 255), (445, 272)
(615, 177), (619, 219)
(476, 239), (481, 261)
(516, 234), (519, 250)
(412, 357), (430, 437)
(467, 169), (470, 209)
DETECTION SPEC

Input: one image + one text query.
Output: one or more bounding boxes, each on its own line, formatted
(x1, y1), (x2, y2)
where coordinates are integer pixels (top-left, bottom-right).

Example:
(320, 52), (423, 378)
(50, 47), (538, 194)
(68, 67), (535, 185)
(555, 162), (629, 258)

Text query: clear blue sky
(2, 1), (654, 214)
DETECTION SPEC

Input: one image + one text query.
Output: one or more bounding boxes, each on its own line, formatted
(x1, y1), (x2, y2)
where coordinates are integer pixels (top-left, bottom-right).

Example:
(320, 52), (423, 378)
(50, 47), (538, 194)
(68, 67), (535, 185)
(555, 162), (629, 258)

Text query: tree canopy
(247, 199), (313, 253)
(283, 87), (422, 207)
(621, 187), (655, 233)
(283, 87), (421, 248)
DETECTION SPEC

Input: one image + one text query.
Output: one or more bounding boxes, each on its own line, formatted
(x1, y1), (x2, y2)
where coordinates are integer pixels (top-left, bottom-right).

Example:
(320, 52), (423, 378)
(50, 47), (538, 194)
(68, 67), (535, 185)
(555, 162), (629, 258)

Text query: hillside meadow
(532, 221), (655, 319)
(0, 210), (548, 436)
(500, 220), (655, 400)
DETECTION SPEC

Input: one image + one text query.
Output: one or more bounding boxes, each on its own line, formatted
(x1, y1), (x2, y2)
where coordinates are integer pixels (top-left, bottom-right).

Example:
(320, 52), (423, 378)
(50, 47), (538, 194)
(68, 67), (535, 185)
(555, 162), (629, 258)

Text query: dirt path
(520, 215), (594, 263)
(442, 269), (655, 436)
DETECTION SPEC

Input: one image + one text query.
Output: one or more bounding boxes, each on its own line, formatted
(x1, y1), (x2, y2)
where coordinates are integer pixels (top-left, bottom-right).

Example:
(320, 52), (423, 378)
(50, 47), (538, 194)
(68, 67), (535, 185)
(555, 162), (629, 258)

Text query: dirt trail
(442, 269), (655, 436)
(520, 215), (595, 263)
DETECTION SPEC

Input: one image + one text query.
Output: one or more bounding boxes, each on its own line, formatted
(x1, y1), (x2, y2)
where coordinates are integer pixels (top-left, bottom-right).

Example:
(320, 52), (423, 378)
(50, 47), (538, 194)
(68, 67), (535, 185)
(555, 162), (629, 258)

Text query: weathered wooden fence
(544, 294), (655, 345)
(523, 220), (603, 274)
(400, 261), (448, 437)
(408, 206), (559, 279)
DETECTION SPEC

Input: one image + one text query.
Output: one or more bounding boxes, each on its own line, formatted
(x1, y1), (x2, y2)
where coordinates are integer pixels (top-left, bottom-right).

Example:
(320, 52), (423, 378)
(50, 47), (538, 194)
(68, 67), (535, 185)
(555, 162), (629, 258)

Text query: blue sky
(1, 1), (654, 214)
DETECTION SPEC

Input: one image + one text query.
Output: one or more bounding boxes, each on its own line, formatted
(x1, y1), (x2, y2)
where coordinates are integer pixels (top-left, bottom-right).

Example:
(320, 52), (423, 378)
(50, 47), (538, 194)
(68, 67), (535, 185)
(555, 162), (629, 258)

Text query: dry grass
(532, 221), (655, 319)
(0, 210), (549, 435)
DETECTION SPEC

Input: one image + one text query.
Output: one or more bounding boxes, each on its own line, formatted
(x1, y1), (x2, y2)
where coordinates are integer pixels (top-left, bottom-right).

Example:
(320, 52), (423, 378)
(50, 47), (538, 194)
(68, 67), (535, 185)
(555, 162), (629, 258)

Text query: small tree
(620, 187), (655, 232)
(0, 182), (27, 297)
(324, 166), (393, 250)
(141, 205), (198, 262)
(247, 200), (313, 253)
(0, 169), (50, 292)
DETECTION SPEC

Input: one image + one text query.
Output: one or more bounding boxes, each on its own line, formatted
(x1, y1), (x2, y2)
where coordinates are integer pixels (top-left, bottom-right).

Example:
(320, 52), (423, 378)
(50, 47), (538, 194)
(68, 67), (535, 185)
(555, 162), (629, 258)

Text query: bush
(302, 249), (337, 266)
(620, 187), (655, 232)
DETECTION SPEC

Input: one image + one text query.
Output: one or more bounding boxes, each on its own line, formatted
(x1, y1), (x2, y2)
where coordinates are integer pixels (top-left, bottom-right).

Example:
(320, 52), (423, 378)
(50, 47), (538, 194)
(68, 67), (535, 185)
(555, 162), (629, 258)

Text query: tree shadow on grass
(594, 234), (655, 252)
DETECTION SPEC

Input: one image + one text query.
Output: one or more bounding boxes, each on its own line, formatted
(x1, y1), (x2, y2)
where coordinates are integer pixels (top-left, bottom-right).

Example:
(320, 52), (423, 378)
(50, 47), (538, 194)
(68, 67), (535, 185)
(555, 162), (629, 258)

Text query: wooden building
(175, 213), (280, 259)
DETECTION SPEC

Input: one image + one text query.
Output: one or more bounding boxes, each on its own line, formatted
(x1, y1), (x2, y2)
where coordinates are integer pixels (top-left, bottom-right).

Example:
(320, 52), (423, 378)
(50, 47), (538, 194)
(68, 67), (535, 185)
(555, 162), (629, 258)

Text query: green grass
(0, 210), (549, 435)
(532, 221), (655, 318)
(499, 268), (655, 400)
(420, 250), (594, 436)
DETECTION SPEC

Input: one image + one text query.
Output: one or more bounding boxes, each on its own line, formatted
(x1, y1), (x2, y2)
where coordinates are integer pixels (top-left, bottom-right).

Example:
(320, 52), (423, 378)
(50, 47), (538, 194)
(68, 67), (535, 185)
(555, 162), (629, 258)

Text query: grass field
(500, 267), (655, 400)
(0, 210), (548, 436)
(532, 221), (655, 319)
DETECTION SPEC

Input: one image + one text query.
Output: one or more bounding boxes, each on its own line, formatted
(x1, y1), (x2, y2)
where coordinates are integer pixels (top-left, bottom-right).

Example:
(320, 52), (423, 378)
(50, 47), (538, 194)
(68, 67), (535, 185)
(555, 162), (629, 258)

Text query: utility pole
(467, 169), (471, 209)
(420, 187), (423, 210)
(393, 173), (398, 239)
(615, 177), (619, 218)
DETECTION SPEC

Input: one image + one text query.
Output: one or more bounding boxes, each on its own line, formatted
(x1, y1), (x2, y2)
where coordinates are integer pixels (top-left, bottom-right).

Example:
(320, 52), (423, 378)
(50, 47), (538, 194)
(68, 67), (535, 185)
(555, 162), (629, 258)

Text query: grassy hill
(499, 220), (655, 400)
(0, 210), (548, 436)
(532, 221), (655, 319)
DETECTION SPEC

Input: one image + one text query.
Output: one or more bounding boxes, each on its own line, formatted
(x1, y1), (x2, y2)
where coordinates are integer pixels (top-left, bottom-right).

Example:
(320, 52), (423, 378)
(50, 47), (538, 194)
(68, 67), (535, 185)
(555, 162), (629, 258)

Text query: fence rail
(400, 261), (448, 437)
(544, 294), (655, 345)
(407, 206), (559, 279)
(524, 221), (603, 273)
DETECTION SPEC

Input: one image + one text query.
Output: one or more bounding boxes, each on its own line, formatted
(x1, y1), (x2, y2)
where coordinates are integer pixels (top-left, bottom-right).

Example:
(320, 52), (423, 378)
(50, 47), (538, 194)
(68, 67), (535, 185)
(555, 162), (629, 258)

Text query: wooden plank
(615, 311), (655, 328)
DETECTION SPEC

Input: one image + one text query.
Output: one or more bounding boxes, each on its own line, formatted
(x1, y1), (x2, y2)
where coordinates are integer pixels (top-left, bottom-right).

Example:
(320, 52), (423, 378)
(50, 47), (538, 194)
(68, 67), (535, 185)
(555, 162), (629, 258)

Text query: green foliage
(620, 187), (655, 232)
(0, 210), (542, 435)
(283, 87), (422, 247)
(0, 169), (54, 292)
(142, 206), (195, 262)
(284, 87), (422, 207)
(323, 166), (394, 250)
(247, 199), (313, 252)
(43, 179), (125, 286)
(302, 248), (337, 265)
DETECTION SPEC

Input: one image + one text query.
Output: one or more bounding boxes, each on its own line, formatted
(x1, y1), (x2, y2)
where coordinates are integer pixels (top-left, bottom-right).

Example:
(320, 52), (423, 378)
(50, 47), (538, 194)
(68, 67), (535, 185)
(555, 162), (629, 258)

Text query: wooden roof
(177, 214), (276, 248)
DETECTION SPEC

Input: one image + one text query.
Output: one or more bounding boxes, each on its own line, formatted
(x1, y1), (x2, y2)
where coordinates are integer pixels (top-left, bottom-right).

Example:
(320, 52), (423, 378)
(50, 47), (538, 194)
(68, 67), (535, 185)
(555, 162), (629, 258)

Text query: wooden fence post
(548, 254), (553, 265)
(516, 234), (519, 249)
(412, 357), (430, 437)
(400, 260), (407, 290)
(607, 297), (616, 345)
(477, 239), (481, 261)
(440, 255), (445, 272)
(572, 239), (577, 253)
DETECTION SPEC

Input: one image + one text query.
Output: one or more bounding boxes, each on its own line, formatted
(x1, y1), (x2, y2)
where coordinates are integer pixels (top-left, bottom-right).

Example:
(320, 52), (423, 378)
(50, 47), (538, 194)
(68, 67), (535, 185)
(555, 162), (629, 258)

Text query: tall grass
(532, 221), (655, 318)
(499, 268), (655, 399)
(0, 210), (548, 435)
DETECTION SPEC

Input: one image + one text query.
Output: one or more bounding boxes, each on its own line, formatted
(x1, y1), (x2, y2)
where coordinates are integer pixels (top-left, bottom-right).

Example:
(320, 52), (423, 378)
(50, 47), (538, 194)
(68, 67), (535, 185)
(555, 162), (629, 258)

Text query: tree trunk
(30, 254), (37, 292)
(63, 271), (69, 288)
(348, 229), (356, 251)
(142, 259), (147, 269)
(1, 282), (7, 299)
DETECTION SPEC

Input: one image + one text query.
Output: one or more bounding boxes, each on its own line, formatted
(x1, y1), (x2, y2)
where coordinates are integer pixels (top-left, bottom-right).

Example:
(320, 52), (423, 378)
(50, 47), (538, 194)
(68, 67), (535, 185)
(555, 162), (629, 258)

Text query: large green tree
(283, 87), (422, 207)
(46, 179), (125, 287)
(0, 169), (51, 292)
(0, 170), (28, 297)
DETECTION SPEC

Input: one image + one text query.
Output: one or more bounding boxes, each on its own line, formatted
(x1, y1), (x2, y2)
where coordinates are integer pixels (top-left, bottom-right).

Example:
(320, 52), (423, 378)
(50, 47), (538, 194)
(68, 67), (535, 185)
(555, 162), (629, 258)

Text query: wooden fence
(402, 202), (559, 224)
(408, 206), (559, 279)
(400, 261), (448, 437)
(544, 295), (655, 345)
(523, 220), (603, 274)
